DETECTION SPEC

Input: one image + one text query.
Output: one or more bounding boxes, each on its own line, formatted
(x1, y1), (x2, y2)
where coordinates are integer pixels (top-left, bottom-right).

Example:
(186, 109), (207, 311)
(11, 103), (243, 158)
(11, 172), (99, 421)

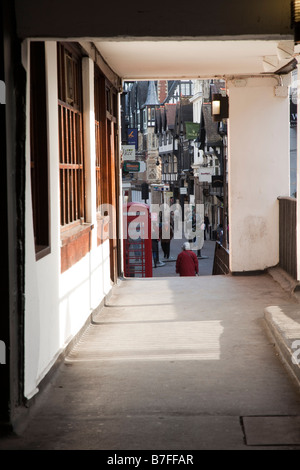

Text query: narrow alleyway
(152, 237), (215, 278)
(1, 269), (300, 450)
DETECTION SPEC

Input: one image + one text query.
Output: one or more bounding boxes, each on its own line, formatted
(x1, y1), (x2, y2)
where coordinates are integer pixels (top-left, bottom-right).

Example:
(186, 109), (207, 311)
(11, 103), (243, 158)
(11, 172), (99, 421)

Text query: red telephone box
(123, 202), (152, 278)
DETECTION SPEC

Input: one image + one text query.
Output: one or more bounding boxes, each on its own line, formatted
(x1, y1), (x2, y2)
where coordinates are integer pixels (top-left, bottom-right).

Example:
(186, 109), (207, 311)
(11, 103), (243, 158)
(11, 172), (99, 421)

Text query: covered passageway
(2, 0), (300, 434)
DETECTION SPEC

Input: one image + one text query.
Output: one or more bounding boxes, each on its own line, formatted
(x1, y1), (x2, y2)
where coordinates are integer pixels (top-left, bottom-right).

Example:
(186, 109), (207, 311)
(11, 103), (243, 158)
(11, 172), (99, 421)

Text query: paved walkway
(1, 267), (300, 450)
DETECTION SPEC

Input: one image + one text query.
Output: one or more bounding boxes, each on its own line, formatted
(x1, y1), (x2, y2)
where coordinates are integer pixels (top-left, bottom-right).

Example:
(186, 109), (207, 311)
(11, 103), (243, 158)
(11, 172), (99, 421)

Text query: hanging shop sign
(290, 99), (297, 128)
(198, 167), (213, 183)
(123, 161), (140, 172)
(122, 145), (136, 161)
(127, 128), (138, 149)
(212, 175), (223, 187)
(185, 122), (200, 140)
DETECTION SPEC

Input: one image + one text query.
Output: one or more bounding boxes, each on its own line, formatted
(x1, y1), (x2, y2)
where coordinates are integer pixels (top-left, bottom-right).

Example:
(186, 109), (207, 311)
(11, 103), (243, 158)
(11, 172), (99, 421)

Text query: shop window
(147, 107), (155, 126)
(57, 42), (85, 229)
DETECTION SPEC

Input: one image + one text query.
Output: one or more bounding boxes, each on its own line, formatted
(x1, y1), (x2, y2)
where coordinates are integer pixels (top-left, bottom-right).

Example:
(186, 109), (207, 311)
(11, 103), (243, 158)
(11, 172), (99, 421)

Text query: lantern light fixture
(211, 93), (229, 122)
(292, 0), (300, 43)
(212, 99), (221, 116)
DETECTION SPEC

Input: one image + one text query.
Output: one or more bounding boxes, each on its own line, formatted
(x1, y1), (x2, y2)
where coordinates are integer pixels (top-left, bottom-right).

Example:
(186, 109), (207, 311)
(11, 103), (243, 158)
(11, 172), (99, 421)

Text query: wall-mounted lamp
(291, 0), (300, 44)
(212, 98), (220, 116)
(211, 93), (229, 122)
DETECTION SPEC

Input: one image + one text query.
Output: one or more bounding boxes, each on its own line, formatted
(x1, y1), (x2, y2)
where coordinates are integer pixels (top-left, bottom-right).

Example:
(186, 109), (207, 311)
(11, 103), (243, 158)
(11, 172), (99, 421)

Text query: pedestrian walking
(175, 241), (199, 277)
(216, 223), (224, 245)
(173, 206), (181, 236)
(159, 219), (174, 259)
(151, 222), (159, 268)
(152, 239), (159, 267)
(204, 213), (210, 240)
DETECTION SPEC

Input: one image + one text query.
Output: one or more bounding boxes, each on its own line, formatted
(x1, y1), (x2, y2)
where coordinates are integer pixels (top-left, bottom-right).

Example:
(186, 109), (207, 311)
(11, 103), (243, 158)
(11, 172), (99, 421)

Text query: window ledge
(36, 245), (51, 261)
(61, 223), (94, 247)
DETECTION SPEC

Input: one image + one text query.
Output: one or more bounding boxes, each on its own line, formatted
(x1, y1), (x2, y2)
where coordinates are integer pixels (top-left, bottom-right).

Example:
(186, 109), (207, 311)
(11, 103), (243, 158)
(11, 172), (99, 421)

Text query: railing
(278, 196), (297, 279)
(212, 241), (230, 275)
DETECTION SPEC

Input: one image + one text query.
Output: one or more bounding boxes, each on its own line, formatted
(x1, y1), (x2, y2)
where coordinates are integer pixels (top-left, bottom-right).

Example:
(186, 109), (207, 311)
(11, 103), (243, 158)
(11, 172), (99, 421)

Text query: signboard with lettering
(123, 161), (140, 172)
(127, 128), (138, 149)
(122, 145), (136, 161)
(185, 122), (200, 139)
(152, 185), (164, 191)
(290, 99), (297, 128)
(199, 168), (213, 183)
(212, 175), (223, 187)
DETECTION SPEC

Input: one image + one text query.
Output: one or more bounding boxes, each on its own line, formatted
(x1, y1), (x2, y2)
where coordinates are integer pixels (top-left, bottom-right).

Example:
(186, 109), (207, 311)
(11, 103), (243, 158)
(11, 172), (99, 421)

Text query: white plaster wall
(59, 240), (111, 343)
(227, 76), (290, 273)
(24, 41), (112, 399)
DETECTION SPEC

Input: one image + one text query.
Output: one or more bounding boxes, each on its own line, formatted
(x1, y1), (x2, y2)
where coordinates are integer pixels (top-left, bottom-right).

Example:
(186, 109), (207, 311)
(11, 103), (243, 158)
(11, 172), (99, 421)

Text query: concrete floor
(1, 258), (300, 451)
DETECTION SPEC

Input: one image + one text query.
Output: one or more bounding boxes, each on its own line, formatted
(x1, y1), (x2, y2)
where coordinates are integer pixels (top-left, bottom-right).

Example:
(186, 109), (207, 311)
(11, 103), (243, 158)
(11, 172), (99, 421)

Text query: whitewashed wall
(24, 41), (112, 399)
(227, 75), (290, 273)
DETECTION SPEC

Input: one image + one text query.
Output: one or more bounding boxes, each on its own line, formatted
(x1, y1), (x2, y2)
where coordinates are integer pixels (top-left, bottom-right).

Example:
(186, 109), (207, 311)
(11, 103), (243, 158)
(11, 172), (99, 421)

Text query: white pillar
(82, 57), (96, 226)
(227, 75), (290, 273)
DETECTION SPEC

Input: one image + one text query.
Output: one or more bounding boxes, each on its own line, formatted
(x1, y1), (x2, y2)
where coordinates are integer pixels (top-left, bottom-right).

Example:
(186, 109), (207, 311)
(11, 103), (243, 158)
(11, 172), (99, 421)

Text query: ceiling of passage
(95, 38), (296, 81)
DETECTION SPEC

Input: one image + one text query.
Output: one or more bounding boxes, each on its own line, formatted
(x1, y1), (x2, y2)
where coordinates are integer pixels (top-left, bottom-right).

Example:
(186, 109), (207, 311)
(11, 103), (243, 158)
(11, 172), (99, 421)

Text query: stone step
(264, 304), (300, 389)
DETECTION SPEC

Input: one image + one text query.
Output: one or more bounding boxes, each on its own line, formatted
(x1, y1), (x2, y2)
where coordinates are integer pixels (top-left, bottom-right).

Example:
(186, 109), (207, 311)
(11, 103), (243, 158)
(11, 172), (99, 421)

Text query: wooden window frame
(57, 42), (85, 231)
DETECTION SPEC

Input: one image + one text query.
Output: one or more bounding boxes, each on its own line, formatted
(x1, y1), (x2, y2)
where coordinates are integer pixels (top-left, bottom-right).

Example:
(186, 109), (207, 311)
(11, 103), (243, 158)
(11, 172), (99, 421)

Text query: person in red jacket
(176, 242), (199, 277)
